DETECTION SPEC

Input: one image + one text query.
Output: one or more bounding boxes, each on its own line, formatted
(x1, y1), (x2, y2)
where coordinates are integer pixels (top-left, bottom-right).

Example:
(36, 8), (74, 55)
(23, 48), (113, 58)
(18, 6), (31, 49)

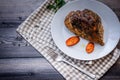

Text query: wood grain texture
(0, 0), (120, 80)
(0, 58), (65, 80)
(0, 28), (43, 58)
(0, 0), (45, 21)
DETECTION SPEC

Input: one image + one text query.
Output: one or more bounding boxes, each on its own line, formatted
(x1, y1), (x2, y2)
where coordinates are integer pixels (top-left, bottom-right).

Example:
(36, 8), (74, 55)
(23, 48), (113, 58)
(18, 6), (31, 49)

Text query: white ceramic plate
(51, 0), (120, 60)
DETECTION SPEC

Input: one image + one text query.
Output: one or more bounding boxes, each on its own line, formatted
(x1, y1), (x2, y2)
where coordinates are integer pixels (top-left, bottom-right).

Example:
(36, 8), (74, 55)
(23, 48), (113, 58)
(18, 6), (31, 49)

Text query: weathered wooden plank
(0, 58), (55, 73)
(0, 28), (26, 45)
(0, 58), (65, 80)
(0, 0), (45, 21)
(0, 28), (18, 36)
(0, 45), (42, 58)
(0, 75), (65, 80)
(0, 22), (21, 28)
(0, 28), (43, 58)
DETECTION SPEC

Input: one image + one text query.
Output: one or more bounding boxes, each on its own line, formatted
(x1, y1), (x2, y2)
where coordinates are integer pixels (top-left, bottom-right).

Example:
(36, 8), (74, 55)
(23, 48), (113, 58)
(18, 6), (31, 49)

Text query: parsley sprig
(47, 0), (66, 12)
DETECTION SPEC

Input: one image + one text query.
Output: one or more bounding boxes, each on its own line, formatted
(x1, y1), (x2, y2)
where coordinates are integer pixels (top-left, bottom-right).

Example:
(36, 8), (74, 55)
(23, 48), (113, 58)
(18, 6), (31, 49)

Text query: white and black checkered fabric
(17, 0), (120, 80)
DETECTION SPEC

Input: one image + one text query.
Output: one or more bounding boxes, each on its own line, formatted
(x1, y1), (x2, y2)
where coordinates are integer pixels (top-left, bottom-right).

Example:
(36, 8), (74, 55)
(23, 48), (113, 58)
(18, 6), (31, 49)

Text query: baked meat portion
(64, 9), (104, 46)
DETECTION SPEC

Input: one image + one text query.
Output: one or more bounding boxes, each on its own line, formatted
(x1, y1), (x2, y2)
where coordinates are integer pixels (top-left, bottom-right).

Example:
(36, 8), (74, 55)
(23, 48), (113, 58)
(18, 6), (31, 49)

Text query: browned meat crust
(64, 9), (104, 46)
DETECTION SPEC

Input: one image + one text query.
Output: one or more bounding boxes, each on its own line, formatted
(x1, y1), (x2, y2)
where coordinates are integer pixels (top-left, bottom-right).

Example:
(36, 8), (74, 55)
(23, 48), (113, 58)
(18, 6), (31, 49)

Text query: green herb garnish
(47, 0), (66, 12)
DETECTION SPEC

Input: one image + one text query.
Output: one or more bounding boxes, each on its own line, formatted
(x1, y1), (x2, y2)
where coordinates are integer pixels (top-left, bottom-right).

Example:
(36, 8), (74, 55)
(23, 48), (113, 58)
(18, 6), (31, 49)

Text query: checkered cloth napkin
(17, 0), (120, 80)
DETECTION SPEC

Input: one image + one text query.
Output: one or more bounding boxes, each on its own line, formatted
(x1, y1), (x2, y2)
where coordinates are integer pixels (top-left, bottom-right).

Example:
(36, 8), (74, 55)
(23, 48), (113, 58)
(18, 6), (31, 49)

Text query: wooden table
(0, 0), (120, 80)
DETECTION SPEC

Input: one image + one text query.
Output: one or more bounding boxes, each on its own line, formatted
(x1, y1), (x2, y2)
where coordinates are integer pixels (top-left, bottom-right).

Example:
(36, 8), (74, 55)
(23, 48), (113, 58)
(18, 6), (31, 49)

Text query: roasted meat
(64, 9), (104, 46)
